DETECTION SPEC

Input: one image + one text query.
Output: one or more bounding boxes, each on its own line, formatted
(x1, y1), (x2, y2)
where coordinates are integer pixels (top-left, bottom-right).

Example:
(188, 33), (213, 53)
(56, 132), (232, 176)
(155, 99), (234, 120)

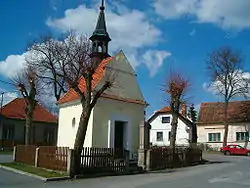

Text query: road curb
(0, 165), (70, 182)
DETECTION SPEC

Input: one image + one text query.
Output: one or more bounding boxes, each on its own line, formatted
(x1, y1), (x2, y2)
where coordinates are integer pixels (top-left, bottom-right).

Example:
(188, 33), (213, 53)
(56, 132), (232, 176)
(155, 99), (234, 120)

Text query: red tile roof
(157, 106), (171, 113)
(57, 57), (113, 104)
(57, 56), (147, 106)
(1, 98), (57, 123)
(197, 101), (250, 124)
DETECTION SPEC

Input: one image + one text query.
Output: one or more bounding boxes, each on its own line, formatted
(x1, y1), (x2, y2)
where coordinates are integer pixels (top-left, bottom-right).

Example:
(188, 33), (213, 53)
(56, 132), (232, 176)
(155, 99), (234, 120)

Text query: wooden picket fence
(149, 147), (202, 170)
(38, 146), (68, 171)
(80, 147), (129, 174)
(15, 145), (37, 165)
(14, 145), (68, 171)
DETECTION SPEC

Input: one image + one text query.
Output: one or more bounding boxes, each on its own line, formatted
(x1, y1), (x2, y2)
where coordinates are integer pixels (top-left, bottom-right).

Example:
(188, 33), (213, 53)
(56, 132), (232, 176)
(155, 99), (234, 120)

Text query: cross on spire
(100, 0), (105, 10)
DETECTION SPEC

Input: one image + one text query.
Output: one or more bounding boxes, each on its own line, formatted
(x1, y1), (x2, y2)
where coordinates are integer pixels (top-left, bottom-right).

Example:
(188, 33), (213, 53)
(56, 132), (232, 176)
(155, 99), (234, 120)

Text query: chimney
(181, 103), (187, 117)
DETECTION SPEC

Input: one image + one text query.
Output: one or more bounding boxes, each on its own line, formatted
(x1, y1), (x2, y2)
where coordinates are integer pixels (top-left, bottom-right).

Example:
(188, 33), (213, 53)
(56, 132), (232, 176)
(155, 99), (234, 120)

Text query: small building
(197, 101), (250, 150)
(56, 2), (147, 158)
(148, 106), (192, 147)
(0, 98), (58, 149)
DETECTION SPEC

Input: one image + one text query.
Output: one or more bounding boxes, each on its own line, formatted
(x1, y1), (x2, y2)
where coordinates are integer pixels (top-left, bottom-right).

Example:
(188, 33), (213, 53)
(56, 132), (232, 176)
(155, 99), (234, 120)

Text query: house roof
(57, 55), (147, 106)
(1, 98), (57, 123)
(57, 57), (113, 104)
(147, 106), (193, 126)
(197, 100), (250, 125)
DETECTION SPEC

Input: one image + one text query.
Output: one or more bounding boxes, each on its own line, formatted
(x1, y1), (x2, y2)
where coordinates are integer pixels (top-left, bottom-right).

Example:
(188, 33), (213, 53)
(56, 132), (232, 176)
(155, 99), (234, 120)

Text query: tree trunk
(25, 106), (33, 145)
(223, 102), (229, 147)
(170, 112), (178, 153)
(71, 108), (91, 177)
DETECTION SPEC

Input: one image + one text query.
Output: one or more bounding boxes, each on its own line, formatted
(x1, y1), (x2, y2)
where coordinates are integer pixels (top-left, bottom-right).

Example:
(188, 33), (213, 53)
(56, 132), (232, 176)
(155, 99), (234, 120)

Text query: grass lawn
(0, 162), (68, 178)
(0, 149), (13, 155)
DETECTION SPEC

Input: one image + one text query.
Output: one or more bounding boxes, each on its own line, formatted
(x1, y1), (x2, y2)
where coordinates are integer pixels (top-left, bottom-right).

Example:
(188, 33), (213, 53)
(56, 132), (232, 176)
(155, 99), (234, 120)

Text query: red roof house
(0, 98), (58, 148)
(1, 98), (57, 123)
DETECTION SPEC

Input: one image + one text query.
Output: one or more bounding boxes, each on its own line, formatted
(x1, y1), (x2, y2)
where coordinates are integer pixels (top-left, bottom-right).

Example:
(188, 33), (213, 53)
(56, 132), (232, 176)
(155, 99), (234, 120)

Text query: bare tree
(164, 71), (190, 152)
(27, 35), (68, 102)
(206, 46), (250, 146)
(28, 33), (116, 175)
(11, 66), (40, 145)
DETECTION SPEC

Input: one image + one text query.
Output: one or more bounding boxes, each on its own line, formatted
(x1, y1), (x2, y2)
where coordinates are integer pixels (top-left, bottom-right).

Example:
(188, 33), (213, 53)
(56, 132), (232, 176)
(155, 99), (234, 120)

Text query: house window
(162, 116), (170, 123)
(236, 132), (249, 141)
(156, 132), (163, 141)
(168, 131), (171, 141)
(208, 133), (221, 142)
(72, 117), (76, 127)
(44, 128), (55, 146)
(2, 124), (14, 140)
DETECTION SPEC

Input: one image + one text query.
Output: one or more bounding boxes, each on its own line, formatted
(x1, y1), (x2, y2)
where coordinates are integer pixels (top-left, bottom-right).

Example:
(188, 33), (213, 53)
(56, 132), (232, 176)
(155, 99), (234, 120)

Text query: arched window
(98, 46), (102, 52)
(72, 117), (76, 127)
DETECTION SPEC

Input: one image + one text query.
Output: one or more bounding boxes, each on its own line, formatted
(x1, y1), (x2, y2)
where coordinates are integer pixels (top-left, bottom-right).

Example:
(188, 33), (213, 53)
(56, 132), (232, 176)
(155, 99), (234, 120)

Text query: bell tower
(89, 0), (111, 60)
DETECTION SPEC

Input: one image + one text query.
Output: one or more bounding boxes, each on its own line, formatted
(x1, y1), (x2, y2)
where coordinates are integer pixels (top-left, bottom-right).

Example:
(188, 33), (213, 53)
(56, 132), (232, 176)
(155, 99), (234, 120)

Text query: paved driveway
(0, 153), (250, 188)
(0, 154), (12, 163)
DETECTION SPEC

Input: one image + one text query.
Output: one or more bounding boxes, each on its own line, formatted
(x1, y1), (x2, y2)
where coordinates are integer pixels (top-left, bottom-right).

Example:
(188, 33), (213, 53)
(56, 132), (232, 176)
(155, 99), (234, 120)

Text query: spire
(90, 0), (111, 42)
(100, 0), (104, 10)
(89, 0), (111, 59)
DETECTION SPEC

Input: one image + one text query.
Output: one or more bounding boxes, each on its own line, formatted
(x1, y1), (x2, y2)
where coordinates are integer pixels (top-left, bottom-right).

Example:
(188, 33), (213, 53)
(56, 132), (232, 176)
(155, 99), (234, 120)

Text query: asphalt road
(1, 153), (250, 188)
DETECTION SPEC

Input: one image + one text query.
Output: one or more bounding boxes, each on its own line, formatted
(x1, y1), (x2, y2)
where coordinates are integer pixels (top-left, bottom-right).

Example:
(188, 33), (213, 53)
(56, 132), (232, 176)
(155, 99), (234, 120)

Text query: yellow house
(56, 1), (147, 157)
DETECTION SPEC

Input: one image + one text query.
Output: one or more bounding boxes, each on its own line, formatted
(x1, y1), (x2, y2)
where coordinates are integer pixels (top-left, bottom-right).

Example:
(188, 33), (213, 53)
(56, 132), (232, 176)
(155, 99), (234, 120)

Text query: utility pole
(0, 92), (4, 150)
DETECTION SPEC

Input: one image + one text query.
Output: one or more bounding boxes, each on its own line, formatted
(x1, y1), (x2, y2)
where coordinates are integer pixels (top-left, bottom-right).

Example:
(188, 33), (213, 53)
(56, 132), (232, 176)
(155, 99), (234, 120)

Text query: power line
(0, 79), (15, 86)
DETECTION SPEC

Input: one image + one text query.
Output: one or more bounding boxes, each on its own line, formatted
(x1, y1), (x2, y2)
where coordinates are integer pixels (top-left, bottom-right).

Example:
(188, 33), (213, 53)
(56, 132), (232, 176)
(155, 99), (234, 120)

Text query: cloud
(189, 28), (196, 36)
(142, 50), (171, 77)
(153, 0), (250, 30)
(0, 53), (28, 78)
(0, 90), (18, 106)
(2, 92), (18, 105)
(46, 2), (170, 76)
(203, 70), (250, 97)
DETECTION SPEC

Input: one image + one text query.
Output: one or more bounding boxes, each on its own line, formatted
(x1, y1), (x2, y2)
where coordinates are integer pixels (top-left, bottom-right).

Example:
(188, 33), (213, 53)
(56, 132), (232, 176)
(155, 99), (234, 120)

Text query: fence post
(13, 146), (17, 161)
(35, 147), (39, 167)
(67, 149), (74, 177)
(146, 149), (152, 171)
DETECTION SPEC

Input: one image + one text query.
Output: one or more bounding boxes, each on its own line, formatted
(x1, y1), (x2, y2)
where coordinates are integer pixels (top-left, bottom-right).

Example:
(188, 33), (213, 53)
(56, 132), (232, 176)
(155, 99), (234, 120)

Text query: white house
(56, 2), (147, 157)
(197, 101), (250, 150)
(148, 106), (192, 146)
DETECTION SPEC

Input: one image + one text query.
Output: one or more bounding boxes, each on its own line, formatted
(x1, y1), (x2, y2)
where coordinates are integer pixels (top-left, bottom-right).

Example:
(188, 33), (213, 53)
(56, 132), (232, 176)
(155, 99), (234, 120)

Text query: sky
(1, 0), (250, 116)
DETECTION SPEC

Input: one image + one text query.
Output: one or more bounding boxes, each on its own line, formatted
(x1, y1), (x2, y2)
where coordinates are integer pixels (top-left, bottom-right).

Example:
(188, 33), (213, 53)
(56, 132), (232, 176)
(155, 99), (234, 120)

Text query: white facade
(149, 113), (190, 146)
(197, 123), (250, 150)
(57, 51), (146, 156)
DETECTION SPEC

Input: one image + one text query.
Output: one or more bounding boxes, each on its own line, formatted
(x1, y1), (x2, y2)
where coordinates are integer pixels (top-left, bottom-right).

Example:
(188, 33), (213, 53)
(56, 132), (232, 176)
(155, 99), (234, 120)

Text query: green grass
(0, 149), (13, 155)
(0, 162), (68, 178)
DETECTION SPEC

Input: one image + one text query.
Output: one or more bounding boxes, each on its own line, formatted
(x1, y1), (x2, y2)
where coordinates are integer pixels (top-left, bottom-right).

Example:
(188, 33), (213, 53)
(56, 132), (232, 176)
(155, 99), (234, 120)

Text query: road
(1, 153), (250, 188)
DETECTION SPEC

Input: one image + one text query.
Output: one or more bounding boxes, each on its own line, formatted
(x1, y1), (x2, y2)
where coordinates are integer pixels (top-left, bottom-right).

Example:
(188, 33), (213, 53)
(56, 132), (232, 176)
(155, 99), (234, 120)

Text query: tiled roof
(57, 56), (147, 106)
(157, 106), (171, 113)
(1, 98), (57, 123)
(57, 57), (113, 104)
(197, 101), (250, 124)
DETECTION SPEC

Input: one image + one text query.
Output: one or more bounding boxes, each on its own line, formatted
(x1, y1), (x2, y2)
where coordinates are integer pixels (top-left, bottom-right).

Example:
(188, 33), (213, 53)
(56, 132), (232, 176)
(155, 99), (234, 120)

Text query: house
(148, 106), (192, 146)
(56, 1), (147, 157)
(0, 98), (58, 149)
(197, 101), (250, 150)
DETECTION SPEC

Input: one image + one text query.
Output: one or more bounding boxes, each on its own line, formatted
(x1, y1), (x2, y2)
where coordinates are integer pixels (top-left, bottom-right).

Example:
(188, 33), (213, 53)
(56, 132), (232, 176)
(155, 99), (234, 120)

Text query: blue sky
(1, 0), (250, 116)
